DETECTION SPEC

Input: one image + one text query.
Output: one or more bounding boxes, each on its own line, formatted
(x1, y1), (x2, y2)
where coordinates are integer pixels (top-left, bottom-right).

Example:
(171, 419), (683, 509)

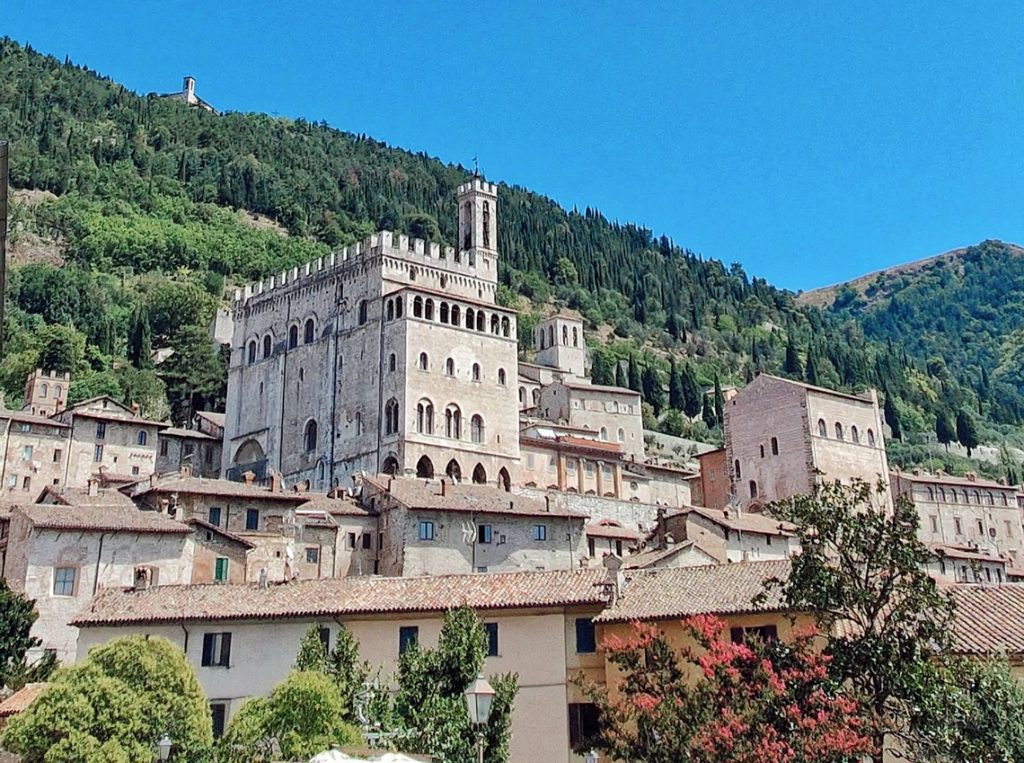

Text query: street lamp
(464, 674), (495, 763)
(157, 735), (172, 762)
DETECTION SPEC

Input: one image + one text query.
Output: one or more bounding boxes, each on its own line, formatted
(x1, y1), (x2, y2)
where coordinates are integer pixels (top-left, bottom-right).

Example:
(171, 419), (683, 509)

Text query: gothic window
(425, 299), (434, 320)
(288, 325), (298, 349)
(471, 415), (484, 444)
(445, 405), (462, 439)
(416, 400), (434, 434)
(498, 368), (507, 385)
(384, 399), (400, 436)
(472, 463), (487, 484)
(850, 425), (859, 443)
(446, 358), (455, 376)
(501, 317), (510, 337)
(617, 427), (625, 442)
(440, 302), (449, 324)
(304, 420), (318, 453)
(573, 326), (579, 347)
(867, 429), (876, 447)
(466, 308), (475, 329)
(463, 202), (472, 249)
(357, 300), (368, 326)
(55, 386), (62, 399)
(472, 363), (481, 382)
(247, 341), (257, 364)
(39, 383), (47, 398)
(386, 300), (394, 321)
(817, 419), (827, 437)
(482, 201), (490, 248)
(413, 297), (423, 318)
(388, 353), (397, 373)
(600, 427), (608, 441)
(451, 305), (461, 326)
(562, 326), (569, 345)
(419, 352), (429, 371)
(834, 422), (844, 440)
(538, 329), (545, 350)
(304, 319), (315, 344)
(262, 334), (272, 359)
(446, 459), (462, 481)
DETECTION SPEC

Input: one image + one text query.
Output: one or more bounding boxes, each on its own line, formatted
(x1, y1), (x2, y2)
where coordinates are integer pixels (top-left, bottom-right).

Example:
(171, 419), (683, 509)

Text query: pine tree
(669, 359), (684, 410)
(784, 334), (802, 377)
(681, 364), (702, 418)
(642, 365), (665, 415)
(936, 411), (957, 451)
(805, 343), (820, 386)
(956, 410), (980, 457)
(615, 361), (627, 389)
(713, 375), (725, 424)
(702, 394), (717, 429)
(627, 355), (641, 393)
(883, 391), (902, 441)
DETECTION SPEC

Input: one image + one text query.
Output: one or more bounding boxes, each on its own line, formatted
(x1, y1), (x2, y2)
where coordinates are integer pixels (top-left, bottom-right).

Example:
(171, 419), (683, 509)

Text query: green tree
(641, 364), (665, 415)
(2, 635), (213, 762)
(883, 390), (902, 441)
(295, 624), (329, 673)
(389, 608), (518, 763)
(220, 671), (359, 763)
(668, 359), (684, 410)
(767, 481), (955, 762)
(127, 306), (153, 368)
(955, 410), (979, 457)
(325, 626), (370, 723)
(0, 580), (54, 690)
(627, 355), (641, 393)
(784, 334), (803, 377)
(805, 343), (820, 386)
(36, 324), (84, 374)
(701, 394), (717, 429)
(935, 411), (957, 451)
(158, 325), (227, 424)
(681, 363), (702, 418)
(712, 375), (724, 424)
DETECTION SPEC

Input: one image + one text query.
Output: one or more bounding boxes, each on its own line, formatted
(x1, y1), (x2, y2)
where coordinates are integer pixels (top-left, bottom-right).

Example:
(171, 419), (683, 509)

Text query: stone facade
(157, 427), (222, 478)
(223, 179), (519, 491)
(0, 411), (70, 496)
(724, 374), (890, 510)
(22, 369), (69, 417)
(693, 447), (729, 509)
(537, 381), (645, 461)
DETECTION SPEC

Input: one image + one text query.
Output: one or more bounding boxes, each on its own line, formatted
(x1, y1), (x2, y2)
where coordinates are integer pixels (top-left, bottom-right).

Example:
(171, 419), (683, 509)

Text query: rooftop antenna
(0, 140), (8, 363)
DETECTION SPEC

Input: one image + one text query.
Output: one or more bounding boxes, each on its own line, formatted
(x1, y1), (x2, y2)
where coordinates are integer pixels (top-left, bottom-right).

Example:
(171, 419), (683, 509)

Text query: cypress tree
(805, 343), (820, 386)
(936, 411), (957, 451)
(615, 361), (628, 389)
(628, 355), (641, 393)
(883, 391), (902, 441)
(642, 365), (665, 416)
(669, 359), (684, 410)
(784, 334), (802, 377)
(702, 393), (717, 429)
(956, 410), (980, 457)
(681, 364), (702, 418)
(713, 375), (725, 424)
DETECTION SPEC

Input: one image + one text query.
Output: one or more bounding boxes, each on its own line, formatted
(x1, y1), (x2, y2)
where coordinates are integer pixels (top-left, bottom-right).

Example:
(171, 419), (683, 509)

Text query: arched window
(519, 387), (526, 404)
(451, 305), (461, 326)
(734, 460), (742, 480)
(304, 319), (315, 344)
(986, 492), (994, 505)
(498, 368), (507, 385)
(55, 385), (62, 399)
(939, 488), (947, 502)
(263, 334), (272, 359)
(491, 315), (500, 334)
(562, 326), (568, 345)
(476, 312), (485, 331)
(416, 400), (434, 434)
(419, 352), (429, 371)
(817, 419), (827, 437)
(466, 308), (475, 329)
(850, 425), (859, 443)
(498, 467), (511, 492)
(548, 325), (554, 346)
(472, 463), (487, 484)
(532, 389), (541, 405)
(247, 341), (257, 364)
(386, 300), (394, 321)
(538, 329), (545, 350)
(759, 444), (765, 458)
(388, 353), (397, 373)
(617, 427), (625, 443)
(446, 459), (462, 481)
(867, 429), (876, 447)
(39, 383), (47, 398)
(304, 420), (318, 453)
(425, 299), (434, 320)
(288, 325), (299, 349)
(416, 456), (434, 478)
(471, 414), (484, 443)
(600, 427), (608, 441)
(573, 326), (579, 347)
(395, 298), (403, 318)
(137, 431), (148, 446)
(358, 300), (368, 325)
(749, 480), (758, 499)
(973, 490), (981, 505)
(927, 487), (935, 500)
(501, 317), (510, 337)
(446, 358), (455, 376)
(771, 437), (778, 455)
(834, 422), (844, 440)
(413, 297), (423, 318)
(384, 399), (399, 436)
(472, 363), (481, 382)
(440, 302), (449, 324)
(382, 455), (399, 475)
(445, 405), (461, 439)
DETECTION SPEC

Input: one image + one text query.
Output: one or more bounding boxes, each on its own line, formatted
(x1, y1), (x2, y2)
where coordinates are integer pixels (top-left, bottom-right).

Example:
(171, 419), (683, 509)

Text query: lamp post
(464, 673), (495, 763)
(157, 735), (172, 762)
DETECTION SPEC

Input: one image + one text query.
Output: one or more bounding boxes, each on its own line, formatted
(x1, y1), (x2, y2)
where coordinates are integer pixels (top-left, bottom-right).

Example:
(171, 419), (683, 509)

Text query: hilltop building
(159, 76), (217, 113)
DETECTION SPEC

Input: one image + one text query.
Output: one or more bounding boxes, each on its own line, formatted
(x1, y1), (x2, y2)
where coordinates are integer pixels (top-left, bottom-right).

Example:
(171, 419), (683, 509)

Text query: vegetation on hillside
(0, 37), (1020, 476)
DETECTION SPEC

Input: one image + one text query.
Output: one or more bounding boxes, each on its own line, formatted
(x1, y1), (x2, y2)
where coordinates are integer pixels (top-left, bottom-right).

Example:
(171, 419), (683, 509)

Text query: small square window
(477, 524), (492, 544)
(245, 509), (259, 531)
(532, 524), (547, 541)
(347, 532), (356, 550)
(362, 533), (372, 550)
(21, 445), (32, 461)
(53, 567), (76, 596)
(306, 547), (319, 564)
(418, 521), (435, 541)
(52, 449), (62, 463)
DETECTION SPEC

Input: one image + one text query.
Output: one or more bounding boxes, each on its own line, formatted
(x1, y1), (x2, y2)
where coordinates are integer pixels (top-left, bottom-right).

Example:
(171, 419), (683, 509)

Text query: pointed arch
(498, 467), (511, 492)
(382, 455), (399, 475)
(416, 455), (434, 478)
(472, 463), (487, 485)
(304, 318), (315, 344)
(446, 459), (462, 481)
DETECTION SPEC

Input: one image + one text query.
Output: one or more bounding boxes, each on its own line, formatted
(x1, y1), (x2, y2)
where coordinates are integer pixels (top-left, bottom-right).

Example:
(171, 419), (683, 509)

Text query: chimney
(966, 473), (977, 482)
(258, 568), (268, 589)
(602, 553), (624, 604)
(441, 479), (447, 497)
(86, 478), (99, 497)
(269, 473), (282, 492)
(656, 506), (667, 549)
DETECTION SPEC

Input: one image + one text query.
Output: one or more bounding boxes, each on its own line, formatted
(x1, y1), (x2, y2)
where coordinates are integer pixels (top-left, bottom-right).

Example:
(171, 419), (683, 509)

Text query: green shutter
(214, 557), (228, 582)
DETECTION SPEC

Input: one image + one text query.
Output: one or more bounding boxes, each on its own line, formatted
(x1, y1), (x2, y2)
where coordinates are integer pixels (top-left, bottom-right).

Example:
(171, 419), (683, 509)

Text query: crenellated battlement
(457, 177), (498, 197)
(232, 229), (500, 304)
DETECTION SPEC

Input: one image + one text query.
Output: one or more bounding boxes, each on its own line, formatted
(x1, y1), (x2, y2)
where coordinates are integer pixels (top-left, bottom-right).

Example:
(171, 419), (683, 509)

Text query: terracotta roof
(0, 683), (46, 717)
(687, 507), (797, 537)
(558, 435), (623, 453)
(585, 521), (641, 540)
(296, 494), (378, 517)
(930, 544), (1007, 564)
(15, 505), (190, 534)
(1, 410), (70, 427)
(948, 586), (1024, 655)
(364, 477), (585, 519)
(896, 470), (1013, 491)
(621, 541), (720, 569)
(161, 427), (218, 441)
(186, 518), (256, 549)
(595, 560), (790, 623)
(134, 477), (308, 503)
(39, 485), (137, 510)
(196, 411), (225, 427)
(561, 380), (641, 396)
(73, 568), (610, 626)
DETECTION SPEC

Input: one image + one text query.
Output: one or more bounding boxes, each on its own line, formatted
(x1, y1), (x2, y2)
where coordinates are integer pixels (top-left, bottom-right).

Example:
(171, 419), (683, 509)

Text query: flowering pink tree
(580, 615), (874, 763)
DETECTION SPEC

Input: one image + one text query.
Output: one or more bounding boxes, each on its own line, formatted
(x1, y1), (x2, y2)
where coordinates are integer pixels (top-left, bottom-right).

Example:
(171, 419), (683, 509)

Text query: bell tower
(456, 177), (498, 282)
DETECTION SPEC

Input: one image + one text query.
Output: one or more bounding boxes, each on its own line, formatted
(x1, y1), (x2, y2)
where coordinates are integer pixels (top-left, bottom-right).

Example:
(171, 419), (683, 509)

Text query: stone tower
(535, 315), (588, 379)
(23, 369), (70, 417)
(457, 178), (498, 279)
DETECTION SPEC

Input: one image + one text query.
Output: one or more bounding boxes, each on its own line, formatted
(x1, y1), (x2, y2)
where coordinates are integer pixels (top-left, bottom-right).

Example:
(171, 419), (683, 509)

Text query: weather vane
(473, 155), (479, 176)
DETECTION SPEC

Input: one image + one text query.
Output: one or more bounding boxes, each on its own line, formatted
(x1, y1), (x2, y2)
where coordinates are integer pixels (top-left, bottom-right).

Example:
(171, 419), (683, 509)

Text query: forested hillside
(0, 37), (1020, 479)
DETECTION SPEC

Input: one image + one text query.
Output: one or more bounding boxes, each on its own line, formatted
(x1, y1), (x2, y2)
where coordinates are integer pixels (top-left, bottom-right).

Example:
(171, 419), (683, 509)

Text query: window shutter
(201, 634), (214, 666)
(219, 633), (232, 666)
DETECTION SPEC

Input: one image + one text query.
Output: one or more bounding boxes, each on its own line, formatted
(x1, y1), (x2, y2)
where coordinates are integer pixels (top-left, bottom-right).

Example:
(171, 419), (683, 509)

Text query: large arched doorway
(498, 467), (511, 492)
(446, 459), (462, 482)
(234, 439), (265, 464)
(381, 455), (399, 476)
(472, 463), (487, 485)
(416, 455), (434, 479)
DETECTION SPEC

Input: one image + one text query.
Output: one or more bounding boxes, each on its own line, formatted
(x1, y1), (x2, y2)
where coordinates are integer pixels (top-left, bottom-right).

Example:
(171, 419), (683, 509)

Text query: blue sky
(5, 1), (1023, 291)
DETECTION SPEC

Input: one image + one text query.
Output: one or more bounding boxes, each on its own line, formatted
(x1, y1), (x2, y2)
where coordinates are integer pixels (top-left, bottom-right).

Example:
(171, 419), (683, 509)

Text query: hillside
(0, 37), (1020, 480)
